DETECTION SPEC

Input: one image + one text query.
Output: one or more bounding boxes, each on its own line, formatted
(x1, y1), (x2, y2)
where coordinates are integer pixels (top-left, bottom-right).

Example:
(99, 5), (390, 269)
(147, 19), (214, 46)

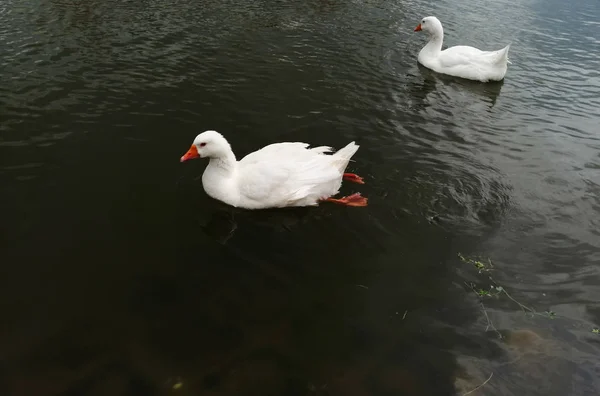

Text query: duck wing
(237, 143), (340, 206)
(440, 45), (509, 68)
(241, 142), (333, 165)
(439, 46), (484, 68)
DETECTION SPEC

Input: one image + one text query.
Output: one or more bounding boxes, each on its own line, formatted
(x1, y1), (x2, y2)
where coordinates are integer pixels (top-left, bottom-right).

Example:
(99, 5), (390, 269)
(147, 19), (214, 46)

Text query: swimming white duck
(414, 16), (510, 82)
(180, 130), (367, 209)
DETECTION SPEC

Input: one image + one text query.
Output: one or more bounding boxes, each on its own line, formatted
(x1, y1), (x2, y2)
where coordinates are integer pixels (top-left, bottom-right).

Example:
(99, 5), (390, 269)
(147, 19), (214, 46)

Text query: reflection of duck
(201, 209), (238, 245)
(201, 201), (332, 245)
(414, 16), (510, 82)
(416, 62), (504, 109)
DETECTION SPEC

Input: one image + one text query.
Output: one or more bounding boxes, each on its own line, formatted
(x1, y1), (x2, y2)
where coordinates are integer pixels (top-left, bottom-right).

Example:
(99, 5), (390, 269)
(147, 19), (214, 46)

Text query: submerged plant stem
(499, 288), (536, 316)
(480, 302), (502, 339)
(462, 372), (493, 396)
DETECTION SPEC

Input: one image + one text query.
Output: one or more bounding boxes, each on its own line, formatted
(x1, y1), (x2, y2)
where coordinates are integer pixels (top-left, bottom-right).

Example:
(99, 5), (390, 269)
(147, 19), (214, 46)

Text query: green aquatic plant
(465, 282), (502, 299)
(462, 254), (538, 317)
(458, 252), (494, 273)
(461, 253), (555, 341)
(467, 281), (537, 317)
(592, 328), (599, 334)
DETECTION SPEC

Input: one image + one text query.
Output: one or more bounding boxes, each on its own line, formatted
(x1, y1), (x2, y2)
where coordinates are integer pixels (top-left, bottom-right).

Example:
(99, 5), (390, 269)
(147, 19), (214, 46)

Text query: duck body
(180, 131), (367, 209)
(415, 16), (510, 82)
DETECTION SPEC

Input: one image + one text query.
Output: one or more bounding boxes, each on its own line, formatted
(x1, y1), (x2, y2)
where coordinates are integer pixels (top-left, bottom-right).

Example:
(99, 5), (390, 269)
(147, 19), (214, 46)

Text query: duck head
(180, 130), (232, 162)
(414, 16), (443, 36)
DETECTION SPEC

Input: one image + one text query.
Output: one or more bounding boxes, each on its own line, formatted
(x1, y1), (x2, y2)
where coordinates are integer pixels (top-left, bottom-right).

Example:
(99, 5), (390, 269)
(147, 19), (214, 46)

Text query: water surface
(1, 0), (599, 395)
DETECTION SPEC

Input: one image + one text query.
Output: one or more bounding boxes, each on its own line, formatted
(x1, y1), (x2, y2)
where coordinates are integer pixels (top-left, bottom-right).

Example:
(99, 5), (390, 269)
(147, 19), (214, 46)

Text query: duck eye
(422, 20), (425, 24)
(199, 142), (206, 147)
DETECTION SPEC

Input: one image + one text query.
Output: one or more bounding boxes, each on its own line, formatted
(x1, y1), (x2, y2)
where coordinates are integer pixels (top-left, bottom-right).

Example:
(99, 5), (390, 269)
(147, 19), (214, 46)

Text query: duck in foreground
(180, 130), (367, 209)
(414, 16), (510, 82)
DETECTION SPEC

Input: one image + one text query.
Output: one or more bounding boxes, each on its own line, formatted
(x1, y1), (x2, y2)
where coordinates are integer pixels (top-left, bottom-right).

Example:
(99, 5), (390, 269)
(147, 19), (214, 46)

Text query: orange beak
(180, 145), (200, 162)
(414, 24), (422, 32)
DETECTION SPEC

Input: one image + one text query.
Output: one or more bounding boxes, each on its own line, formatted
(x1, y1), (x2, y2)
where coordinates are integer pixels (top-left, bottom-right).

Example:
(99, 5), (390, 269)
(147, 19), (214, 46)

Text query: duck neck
(424, 28), (443, 54)
(206, 151), (237, 178)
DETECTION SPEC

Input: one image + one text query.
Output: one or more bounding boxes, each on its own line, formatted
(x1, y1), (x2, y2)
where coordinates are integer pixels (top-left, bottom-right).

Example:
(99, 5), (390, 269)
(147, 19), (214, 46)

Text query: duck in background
(414, 16), (511, 82)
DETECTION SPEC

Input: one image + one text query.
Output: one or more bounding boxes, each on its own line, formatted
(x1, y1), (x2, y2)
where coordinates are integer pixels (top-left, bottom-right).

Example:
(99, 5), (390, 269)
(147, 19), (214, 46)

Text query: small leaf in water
(592, 328), (599, 334)
(173, 382), (183, 390)
(545, 311), (556, 319)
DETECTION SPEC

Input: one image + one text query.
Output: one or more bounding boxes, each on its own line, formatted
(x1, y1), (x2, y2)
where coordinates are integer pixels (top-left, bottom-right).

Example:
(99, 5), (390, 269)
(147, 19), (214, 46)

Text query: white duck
(414, 16), (510, 82)
(180, 130), (367, 209)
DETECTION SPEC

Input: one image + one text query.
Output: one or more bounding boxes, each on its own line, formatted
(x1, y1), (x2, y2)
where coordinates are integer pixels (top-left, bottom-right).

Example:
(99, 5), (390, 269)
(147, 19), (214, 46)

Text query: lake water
(1, 0), (599, 395)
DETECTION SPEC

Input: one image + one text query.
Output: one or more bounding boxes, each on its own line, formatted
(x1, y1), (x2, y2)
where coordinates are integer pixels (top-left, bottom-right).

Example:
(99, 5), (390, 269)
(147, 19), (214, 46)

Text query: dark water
(1, 0), (600, 394)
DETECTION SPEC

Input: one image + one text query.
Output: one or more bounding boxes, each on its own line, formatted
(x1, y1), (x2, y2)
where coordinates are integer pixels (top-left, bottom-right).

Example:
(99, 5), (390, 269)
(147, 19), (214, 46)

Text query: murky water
(1, 0), (599, 395)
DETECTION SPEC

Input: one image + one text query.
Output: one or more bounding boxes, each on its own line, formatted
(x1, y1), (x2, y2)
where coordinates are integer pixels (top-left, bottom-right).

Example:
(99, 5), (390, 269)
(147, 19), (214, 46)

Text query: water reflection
(416, 63), (504, 109)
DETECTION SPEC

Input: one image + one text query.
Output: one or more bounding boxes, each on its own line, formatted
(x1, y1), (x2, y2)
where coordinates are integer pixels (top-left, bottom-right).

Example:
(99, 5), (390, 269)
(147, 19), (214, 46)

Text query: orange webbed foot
(343, 173), (365, 184)
(323, 193), (368, 207)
